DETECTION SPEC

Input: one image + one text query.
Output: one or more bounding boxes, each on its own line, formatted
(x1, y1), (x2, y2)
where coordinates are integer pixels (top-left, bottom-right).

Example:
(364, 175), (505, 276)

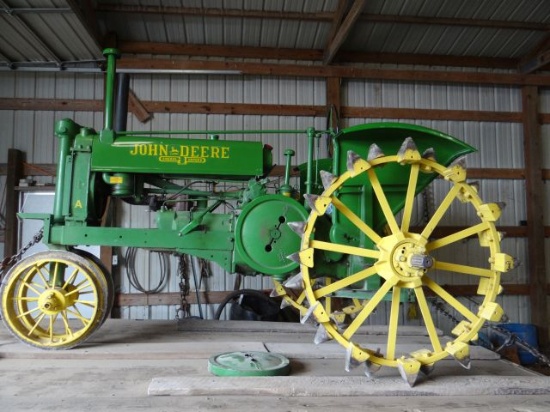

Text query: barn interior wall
(0, 69), (547, 336)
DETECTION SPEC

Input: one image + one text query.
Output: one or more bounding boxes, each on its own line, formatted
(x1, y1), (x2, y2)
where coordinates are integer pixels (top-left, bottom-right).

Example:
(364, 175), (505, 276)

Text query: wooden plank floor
(1, 319), (549, 411)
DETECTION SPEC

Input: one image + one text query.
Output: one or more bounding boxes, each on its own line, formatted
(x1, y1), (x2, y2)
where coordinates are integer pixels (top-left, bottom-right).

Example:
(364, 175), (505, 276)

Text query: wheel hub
(391, 241), (433, 278)
(377, 235), (433, 285)
(37, 286), (78, 315)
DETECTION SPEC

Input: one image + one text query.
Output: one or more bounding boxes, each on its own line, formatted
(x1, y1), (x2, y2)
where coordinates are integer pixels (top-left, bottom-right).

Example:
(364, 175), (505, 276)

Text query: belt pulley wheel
(0, 251), (110, 349)
(292, 139), (515, 385)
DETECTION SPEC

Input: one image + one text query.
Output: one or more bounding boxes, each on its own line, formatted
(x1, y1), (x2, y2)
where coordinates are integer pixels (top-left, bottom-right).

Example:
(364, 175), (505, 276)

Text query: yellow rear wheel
(295, 141), (515, 383)
(1, 251), (109, 349)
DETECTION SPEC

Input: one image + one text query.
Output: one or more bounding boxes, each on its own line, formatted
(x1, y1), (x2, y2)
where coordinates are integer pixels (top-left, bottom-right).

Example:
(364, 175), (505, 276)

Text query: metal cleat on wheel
(397, 357), (422, 387)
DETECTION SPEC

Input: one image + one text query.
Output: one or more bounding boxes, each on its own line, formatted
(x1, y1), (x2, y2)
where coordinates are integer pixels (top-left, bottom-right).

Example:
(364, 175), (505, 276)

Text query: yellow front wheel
(1, 251), (110, 349)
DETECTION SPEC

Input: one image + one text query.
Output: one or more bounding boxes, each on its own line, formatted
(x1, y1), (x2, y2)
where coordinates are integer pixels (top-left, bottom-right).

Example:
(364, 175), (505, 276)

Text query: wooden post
(522, 85), (548, 346)
(5, 149), (24, 259)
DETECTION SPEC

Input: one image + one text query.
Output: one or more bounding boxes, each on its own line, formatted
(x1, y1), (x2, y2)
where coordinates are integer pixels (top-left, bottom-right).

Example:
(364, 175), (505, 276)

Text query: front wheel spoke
(48, 314), (56, 340)
(21, 281), (42, 295)
(62, 268), (80, 290)
(65, 280), (94, 296)
(421, 184), (461, 239)
(423, 276), (479, 323)
(15, 296), (39, 302)
(310, 240), (380, 260)
(342, 277), (398, 340)
(367, 169), (400, 234)
(74, 299), (97, 308)
(414, 286), (443, 353)
(35, 267), (50, 287)
(61, 311), (74, 336)
(331, 196), (382, 244)
(313, 266), (379, 299)
(16, 306), (41, 319)
(426, 222), (490, 251)
(433, 261), (493, 278)
(27, 313), (46, 336)
(386, 286), (401, 360)
(66, 307), (91, 325)
(401, 164), (420, 233)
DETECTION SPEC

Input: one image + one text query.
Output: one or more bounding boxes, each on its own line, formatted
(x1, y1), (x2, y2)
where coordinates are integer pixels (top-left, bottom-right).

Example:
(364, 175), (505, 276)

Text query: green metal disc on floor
(208, 351), (291, 377)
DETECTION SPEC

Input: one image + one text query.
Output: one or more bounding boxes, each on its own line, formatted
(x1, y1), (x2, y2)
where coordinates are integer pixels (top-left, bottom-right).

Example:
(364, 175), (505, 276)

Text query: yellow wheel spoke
(65, 281), (94, 296)
(21, 281), (42, 295)
(15, 296), (39, 302)
(423, 276), (479, 323)
(426, 222), (490, 251)
(16, 306), (41, 319)
(401, 164), (420, 233)
(367, 168), (400, 235)
(386, 286), (401, 360)
(420, 184), (461, 239)
(62, 268), (80, 290)
(310, 239), (380, 259)
(49, 314), (55, 341)
(27, 313), (46, 336)
(414, 286), (442, 353)
(66, 308), (91, 325)
(61, 311), (74, 336)
(331, 196), (382, 244)
(74, 300), (97, 308)
(313, 266), (379, 299)
(343, 277), (398, 340)
(52, 262), (60, 286)
(433, 261), (493, 278)
(34, 267), (50, 287)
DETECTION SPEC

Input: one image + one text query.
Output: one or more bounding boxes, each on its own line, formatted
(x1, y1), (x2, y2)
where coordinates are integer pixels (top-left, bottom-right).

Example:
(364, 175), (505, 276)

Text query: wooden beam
(119, 41), (519, 69)
(116, 283), (550, 307)
(119, 41), (322, 61)
(115, 57), (550, 87)
(519, 33), (550, 74)
(4, 149), (23, 259)
(326, 77), (341, 130)
(522, 85), (548, 345)
(4, 99), (550, 125)
(0, 98), (103, 111)
(95, 4), (333, 22)
(360, 14), (550, 32)
(128, 89), (152, 123)
(324, 0), (366, 65)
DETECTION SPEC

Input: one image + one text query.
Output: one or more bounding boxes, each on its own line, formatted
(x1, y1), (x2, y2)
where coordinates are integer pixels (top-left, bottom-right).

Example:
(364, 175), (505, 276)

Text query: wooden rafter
(2, 98), (550, 124)
(95, 4), (333, 21)
(519, 33), (550, 74)
(113, 57), (550, 86)
(323, 0), (366, 65)
(522, 86), (548, 345)
(119, 41), (518, 69)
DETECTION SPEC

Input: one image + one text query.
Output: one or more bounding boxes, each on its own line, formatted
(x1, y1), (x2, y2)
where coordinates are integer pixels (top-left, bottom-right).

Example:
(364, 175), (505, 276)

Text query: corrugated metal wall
(0, 68), (547, 336)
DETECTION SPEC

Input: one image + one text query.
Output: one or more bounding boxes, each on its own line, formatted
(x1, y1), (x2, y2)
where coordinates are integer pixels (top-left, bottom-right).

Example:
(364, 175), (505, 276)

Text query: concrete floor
(1, 318), (550, 411)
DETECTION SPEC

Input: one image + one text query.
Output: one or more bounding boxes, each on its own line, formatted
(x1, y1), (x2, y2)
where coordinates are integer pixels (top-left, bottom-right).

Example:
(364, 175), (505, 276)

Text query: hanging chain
(175, 254), (191, 320)
(429, 297), (462, 325)
(0, 228), (44, 281)
(430, 296), (550, 366)
(490, 325), (550, 367)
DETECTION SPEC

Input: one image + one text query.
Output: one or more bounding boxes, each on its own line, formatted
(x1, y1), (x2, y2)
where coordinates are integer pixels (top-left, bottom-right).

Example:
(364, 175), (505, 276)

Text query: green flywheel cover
(234, 195), (308, 276)
(208, 351), (291, 377)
